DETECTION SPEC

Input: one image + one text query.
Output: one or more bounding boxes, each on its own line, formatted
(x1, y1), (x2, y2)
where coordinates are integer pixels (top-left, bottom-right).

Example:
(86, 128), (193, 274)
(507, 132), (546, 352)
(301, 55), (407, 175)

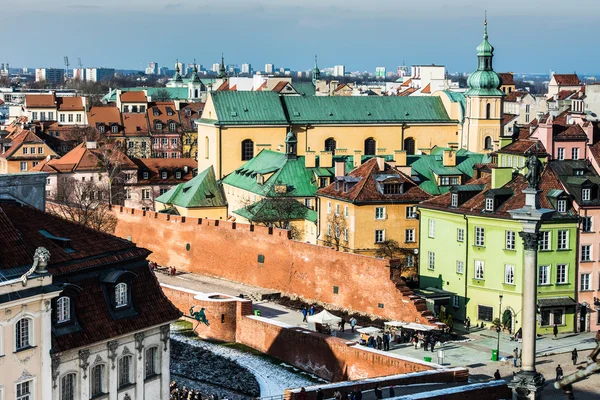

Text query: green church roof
(233, 199), (317, 223)
(156, 166), (227, 208)
(209, 91), (288, 125)
(465, 18), (503, 97)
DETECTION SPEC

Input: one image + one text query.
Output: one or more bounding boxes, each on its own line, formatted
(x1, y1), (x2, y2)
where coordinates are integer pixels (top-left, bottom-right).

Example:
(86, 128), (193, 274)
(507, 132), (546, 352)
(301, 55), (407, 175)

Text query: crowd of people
(170, 381), (219, 400)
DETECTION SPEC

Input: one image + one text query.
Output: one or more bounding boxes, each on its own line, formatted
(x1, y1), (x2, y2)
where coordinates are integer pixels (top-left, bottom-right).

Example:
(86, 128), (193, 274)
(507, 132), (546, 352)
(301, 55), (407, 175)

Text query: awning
(357, 327), (382, 335)
(538, 297), (577, 308)
(384, 321), (407, 328)
(403, 323), (436, 332)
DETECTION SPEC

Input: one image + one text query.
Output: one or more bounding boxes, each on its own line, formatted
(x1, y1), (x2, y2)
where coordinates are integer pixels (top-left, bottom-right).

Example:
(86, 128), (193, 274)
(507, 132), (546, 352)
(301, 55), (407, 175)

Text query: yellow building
(0, 130), (57, 173)
(316, 157), (430, 260)
(197, 91), (462, 179)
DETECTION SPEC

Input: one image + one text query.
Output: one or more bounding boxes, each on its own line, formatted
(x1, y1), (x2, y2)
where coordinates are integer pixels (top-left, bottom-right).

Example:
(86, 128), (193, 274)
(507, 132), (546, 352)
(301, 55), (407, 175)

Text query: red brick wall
(114, 207), (431, 324)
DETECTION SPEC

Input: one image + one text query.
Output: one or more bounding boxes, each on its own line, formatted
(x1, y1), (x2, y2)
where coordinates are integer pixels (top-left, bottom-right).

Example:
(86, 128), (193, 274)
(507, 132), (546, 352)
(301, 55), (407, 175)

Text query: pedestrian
(383, 332), (390, 351)
(350, 317), (357, 332)
(309, 305), (315, 316)
(298, 388), (307, 400)
(595, 329), (600, 344)
(389, 386), (395, 398)
(571, 348), (578, 366)
(316, 388), (324, 400)
(465, 316), (471, 332)
(430, 336), (436, 352)
(376, 335), (383, 350)
(423, 336), (429, 351)
(413, 334), (419, 349)
(513, 348), (519, 367)
(555, 364), (563, 381)
(553, 323), (558, 339)
(340, 318), (346, 332)
(494, 369), (501, 380)
(302, 307), (308, 322)
(374, 387), (382, 400)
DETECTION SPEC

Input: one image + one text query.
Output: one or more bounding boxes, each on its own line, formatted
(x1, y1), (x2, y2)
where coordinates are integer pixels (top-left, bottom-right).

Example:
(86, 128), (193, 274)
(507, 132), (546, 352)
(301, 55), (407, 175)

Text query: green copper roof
(210, 91), (288, 125)
(156, 166), (227, 208)
(283, 96), (453, 124)
(465, 18), (503, 97)
(233, 199), (317, 223)
(102, 87), (190, 102)
(293, 82), (316, 96)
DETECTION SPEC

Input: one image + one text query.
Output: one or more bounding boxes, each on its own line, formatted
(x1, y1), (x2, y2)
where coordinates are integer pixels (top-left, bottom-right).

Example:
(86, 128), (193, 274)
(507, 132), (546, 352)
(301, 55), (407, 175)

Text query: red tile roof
(550, 90), (577, 101)
(147, 102), (181, 134)
(25, 94), (56, 108)
(502, 113), (518, 125)
(421, 84), (431, 94)
(33, 142), (137, 173)
(498, 73), (515, 86)
(498, 139), (546, 156)
(553, 74), (580, 86)
(589, 141), (600, 166)
(554, 123), (588, 141)
(272, 81), (289, 93)
(87, 106), (122, 126)
(504, 91), (529, 102)
(179, 102), (204, 132)
(317, 158), (431, 203)
(0, 130), (45, 158)
(57, 97), (85, 111)
(397, 87), (417, 97)
(122, 113), (149, 136)
(132, 158), (196, 184)
(120, 91), (147, 103)
(401, 78), (412, 87)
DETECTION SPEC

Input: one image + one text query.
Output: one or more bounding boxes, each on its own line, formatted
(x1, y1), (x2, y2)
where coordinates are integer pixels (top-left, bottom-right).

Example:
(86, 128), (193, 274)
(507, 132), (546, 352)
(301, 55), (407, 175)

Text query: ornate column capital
(107, 341), (119, 370)
(519, 231), (540, 251)
(134, 332), (145, 360)
(78, 349), (90, 379)
(160, 325), (170, 352)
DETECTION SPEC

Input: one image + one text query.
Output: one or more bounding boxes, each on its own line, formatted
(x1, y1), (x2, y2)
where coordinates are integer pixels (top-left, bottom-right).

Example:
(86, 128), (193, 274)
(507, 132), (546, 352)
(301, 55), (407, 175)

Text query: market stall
(307, 310), (342, 334)
(356, 326), (383, 346)
(384, 321), (407, 343)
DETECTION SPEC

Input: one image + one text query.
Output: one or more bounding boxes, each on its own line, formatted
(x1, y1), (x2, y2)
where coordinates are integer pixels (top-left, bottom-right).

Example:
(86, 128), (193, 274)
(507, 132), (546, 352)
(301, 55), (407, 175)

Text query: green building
(418, 166), (578, 335)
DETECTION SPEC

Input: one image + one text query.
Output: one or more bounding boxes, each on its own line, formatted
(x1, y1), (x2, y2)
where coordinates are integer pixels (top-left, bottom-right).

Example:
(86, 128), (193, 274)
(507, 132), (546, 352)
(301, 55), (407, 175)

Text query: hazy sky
(6, 0), (600, 74)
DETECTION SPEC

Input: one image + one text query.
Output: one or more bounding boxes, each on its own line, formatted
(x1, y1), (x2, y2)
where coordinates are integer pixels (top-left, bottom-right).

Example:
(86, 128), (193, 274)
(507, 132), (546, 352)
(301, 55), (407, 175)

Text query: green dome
(465, 18), (503, 97)
(476, 38), (494, 57)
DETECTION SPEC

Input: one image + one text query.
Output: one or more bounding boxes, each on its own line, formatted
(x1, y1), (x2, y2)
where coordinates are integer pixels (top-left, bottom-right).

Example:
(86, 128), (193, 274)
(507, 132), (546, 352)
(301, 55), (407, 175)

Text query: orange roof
(216, 81), (229, 91)
(58, 97), (85, 111)
(120, 91), (147, 103)
(401, 78), (412, 87)
(272, 81), (289, 92)
(36, 142), (137, 173)
(397, 87), (417, 97)
(421, 84), (431, 94)
(25, 94), (56, 108)
(498, 73), (515, 86)
(147, 102), (180, 132)
(1, 130), (47, 158)
(553, 74), (580, 86)
(87, 106), (122, 126)
(122, 113), (149, 136)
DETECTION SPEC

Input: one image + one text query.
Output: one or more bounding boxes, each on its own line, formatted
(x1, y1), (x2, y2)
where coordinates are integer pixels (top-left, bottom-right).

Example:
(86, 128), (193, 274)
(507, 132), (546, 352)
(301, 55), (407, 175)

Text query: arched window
(205, 137), (209, 159)
(324, 138), (336, 154)
(118, 355), (133, 388)
(115, 283), (128, 308)
(241, 139), (254, 161)
(61, 373), (76, 400)
(194, 89), (199, 98)
(90, 364), (105, 397)
(15, 318), (31, 350)
(484, 136), (493, 150)
(486, 103), (491, 119)
(404, 138), (415, 155)
(57, 297), (71, 323)
(145, 347), (159, 378)
(364, 138), (376, 156)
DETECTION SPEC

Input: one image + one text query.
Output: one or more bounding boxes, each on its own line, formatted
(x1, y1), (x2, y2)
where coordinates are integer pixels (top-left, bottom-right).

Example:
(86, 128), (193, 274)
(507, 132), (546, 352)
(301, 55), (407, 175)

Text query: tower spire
(483, 11), (488, 39)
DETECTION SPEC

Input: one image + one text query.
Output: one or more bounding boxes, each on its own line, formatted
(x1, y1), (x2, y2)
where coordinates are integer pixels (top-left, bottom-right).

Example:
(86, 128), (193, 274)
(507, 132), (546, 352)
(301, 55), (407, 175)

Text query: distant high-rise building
(85, 68), (115, 82)
(375, 67), (387, 78)
(72, 68), (86, 80)
(35, 68), (64, 84)
(397, 65), (409, 77)
(212, 63), (220, 73)
(264, 63), (274, 74)
(241, 63), (251, 74)
(145, 62), (158, 75)
(333, 65), (346, 77)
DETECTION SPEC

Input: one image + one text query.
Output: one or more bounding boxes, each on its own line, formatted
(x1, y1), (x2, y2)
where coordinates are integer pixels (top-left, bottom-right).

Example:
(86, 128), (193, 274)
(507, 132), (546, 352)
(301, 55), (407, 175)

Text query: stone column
(519, 227), (539, 373)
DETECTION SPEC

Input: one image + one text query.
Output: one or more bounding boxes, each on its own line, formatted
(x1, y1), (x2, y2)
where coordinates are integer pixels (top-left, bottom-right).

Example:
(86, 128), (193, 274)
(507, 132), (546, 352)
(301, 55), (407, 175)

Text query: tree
(323, 212), (347, 251)
(242, 196), (308, 240)
(375, 239), (418, 276)
(181, 131), (198, 159)
(94, 143), (130, 206)
(50, 178), (117, 234)
(153, 88), (172, 101)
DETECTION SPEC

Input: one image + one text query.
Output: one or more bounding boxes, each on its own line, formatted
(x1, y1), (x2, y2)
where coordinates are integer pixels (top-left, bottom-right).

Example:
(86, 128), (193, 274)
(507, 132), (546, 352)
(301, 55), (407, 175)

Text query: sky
(5, 0), (600, 74)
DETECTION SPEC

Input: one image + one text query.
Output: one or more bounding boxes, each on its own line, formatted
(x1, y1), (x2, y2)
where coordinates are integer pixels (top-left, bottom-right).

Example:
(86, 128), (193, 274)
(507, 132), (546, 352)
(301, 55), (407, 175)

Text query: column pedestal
(510, 371), (545, 400)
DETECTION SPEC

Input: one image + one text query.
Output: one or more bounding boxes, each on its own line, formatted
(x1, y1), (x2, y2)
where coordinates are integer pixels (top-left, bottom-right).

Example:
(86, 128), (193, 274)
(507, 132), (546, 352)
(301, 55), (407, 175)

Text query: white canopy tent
(403, 322), (436, 332)
(356, 326), (382, 336)
(306, 310), (342, 331)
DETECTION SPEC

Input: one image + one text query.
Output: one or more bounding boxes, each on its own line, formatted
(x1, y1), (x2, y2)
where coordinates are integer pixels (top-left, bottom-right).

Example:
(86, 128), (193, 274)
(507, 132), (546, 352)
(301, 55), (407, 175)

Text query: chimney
(376, 157), (385, 171)
(319, 151), (333, 168)
(394, 150), (407, 167)
(443, 149), (456, 167)
(305, 151), (316, 168)
(184, 165), (189, 173)
(353, 150), (363, 167)
(491, 167), (513, 189)
(335, 160), (345, 177)
(86, 141), (97, 149)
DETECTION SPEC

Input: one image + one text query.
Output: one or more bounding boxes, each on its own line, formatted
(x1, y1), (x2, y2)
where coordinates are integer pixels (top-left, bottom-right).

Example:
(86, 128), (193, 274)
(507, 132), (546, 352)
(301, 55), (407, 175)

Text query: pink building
(532, 111), (593, 161)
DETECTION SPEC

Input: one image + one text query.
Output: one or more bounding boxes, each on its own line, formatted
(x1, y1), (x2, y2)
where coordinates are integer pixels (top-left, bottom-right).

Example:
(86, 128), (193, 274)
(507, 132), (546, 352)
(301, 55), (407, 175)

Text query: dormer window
(115, 283), (128, 308)
(98, 125), (105, 133)
(153, 109), (160, 116)
(383, 183), (401, 195)
(155, 122), (163, 130)
(167, 109), (174, 116)
(111, 125), (118, 133)
(161, 171), (167, 179)
(175, 171), (182, 179)
(451, 193), (458, 207)
(582, 188), (591, 201)
(574, 169), (584, 176)
(56, 296), (71, 323)
(485, 198), (494, 212)
(557, 199), (567, 213)
(143, 172), (149, 180)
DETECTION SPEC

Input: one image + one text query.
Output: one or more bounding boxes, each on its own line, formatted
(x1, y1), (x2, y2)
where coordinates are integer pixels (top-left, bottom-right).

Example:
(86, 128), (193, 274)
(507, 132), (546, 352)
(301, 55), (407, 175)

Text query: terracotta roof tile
(421, 84), (431, 94)
(57, 97), (85, 111)
(504, 91), (529, 102)
(122, 113), (149, 136)
(132, 158), (196, 184)
(397, 87), (417, 97)
(553, 74), (580, 86)
(498, 139), (546, 156)
(503, 113), (518, 125)
(120, 91), (147, 103)
(147, 102), (181, 134)
(25, 94), (56, 108)
(179, 102), (204, 132)
(401, 78), (412, 87)
(498, 73), (515, 86)
(0, 130), (45, 158)
(37, 142), (137, 173)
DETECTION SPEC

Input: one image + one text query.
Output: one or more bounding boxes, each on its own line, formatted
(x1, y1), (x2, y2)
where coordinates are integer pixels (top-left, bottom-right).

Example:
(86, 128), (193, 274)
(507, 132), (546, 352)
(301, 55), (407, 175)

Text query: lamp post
(497, 294), (503, 358)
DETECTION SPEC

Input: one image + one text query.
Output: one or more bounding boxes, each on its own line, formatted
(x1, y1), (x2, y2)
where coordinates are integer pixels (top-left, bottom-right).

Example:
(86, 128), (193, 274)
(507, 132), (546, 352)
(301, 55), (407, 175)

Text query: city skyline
(5, 1), (600, 74)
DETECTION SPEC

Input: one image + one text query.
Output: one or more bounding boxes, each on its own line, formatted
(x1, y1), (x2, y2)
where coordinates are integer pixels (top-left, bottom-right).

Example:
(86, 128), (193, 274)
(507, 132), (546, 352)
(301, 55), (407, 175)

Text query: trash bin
(491, 350), (499, 361)
(424, 356), (432, 362)
(254, 309), (261, 316)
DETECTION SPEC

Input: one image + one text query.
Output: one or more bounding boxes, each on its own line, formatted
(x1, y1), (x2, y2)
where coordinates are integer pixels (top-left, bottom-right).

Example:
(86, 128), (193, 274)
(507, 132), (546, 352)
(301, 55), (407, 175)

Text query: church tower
(312, 55), (320, 86)
(463, 17), (504, 152)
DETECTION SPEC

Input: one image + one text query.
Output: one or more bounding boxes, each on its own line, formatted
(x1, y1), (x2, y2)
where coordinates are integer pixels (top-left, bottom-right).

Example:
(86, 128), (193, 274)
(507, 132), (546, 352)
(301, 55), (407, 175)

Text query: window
(477, 305), (493, 322)
(582, 244), (591, 261)
(118, 355), (133, 387)
(556, 264), (568, 284)
(582, 216), (592, 232)
(76, 114), (81, 122)
(375, 207), (385, 219)
(505, 230), (515, 250)
(505, 264), (515, 284)
(485, 198), (494, 211)
(115, 283), (128, 308)
(475, 227), (485, 247)
(475, 260), (484, 279)
(344, 228), (349, 242)
(56, 297), (70, 323)
(40, 112), (46, 121)
(453, 295), (459, 308)
(61, 373), (75, 400)
(406, 206), (416, 219)
(428, 251), (435, 270)
(484, 136), (493, 150)
(125, 189), (131, 200)
(375, 230), (385, 243)
(143, 172), (149, 180)
(161, 138), (168, 145)
(457, 260), (464, 274)
(98, 125), (105, 134)
(406, 255), (415, 267)
(15, 318), (31, 350)
(241, 139), (254, 161)
(175, 171), (182, 179)
(557, 230), (568, 250)
(171, 138), (178, 146)
(17, 380), (32, 400)
(538, 265), (550, 285)
(169, 123), (177, 132)
(405, 229), (415, 243)
(20, 162), (27, 171)
(22, 147), (28, 154)
(557, 148), (565, 160)
(485, 103), (491, 119)
(161, 171), (167, 179)
(553, 309), (564, 326)
(572, 147), (579, 160)
(582, 188), (591, 201)
(38, 147), (43, 154)
(364, 138), (376, 156)
(90, 364), (105, 397)
(404, 137), (415, 155)
(451, 193), (458, 207)
(327, 202), (331, 214)
(145, 347), (158, 378)
(428, 219), (435, 238)
(68, 114), (73, 123)
(111, 125), (118, 133)
(324, 138), (336, 154)
(540, 309), (550, 326)
(540, 231), (550, 250)
(581, 273), (591, 291)
(142, 189), (150, 199)
(155, 123), (163, 130)
(335, 204), (340, 216)
(319, 178), (328, 188)
(344, 205), (348, 217)
(60, 114), (65, 123)
(383, 183), (401, 194)
(335, 225), (341, 239)
(327, 223), (332, 237)
(457, 228), (464, 242)
(32, 112), (38, 120)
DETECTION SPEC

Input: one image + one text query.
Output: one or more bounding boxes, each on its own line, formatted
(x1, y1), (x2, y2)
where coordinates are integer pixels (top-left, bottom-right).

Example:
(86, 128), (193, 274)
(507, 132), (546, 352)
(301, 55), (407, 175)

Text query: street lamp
(496, 294), (503, 359)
